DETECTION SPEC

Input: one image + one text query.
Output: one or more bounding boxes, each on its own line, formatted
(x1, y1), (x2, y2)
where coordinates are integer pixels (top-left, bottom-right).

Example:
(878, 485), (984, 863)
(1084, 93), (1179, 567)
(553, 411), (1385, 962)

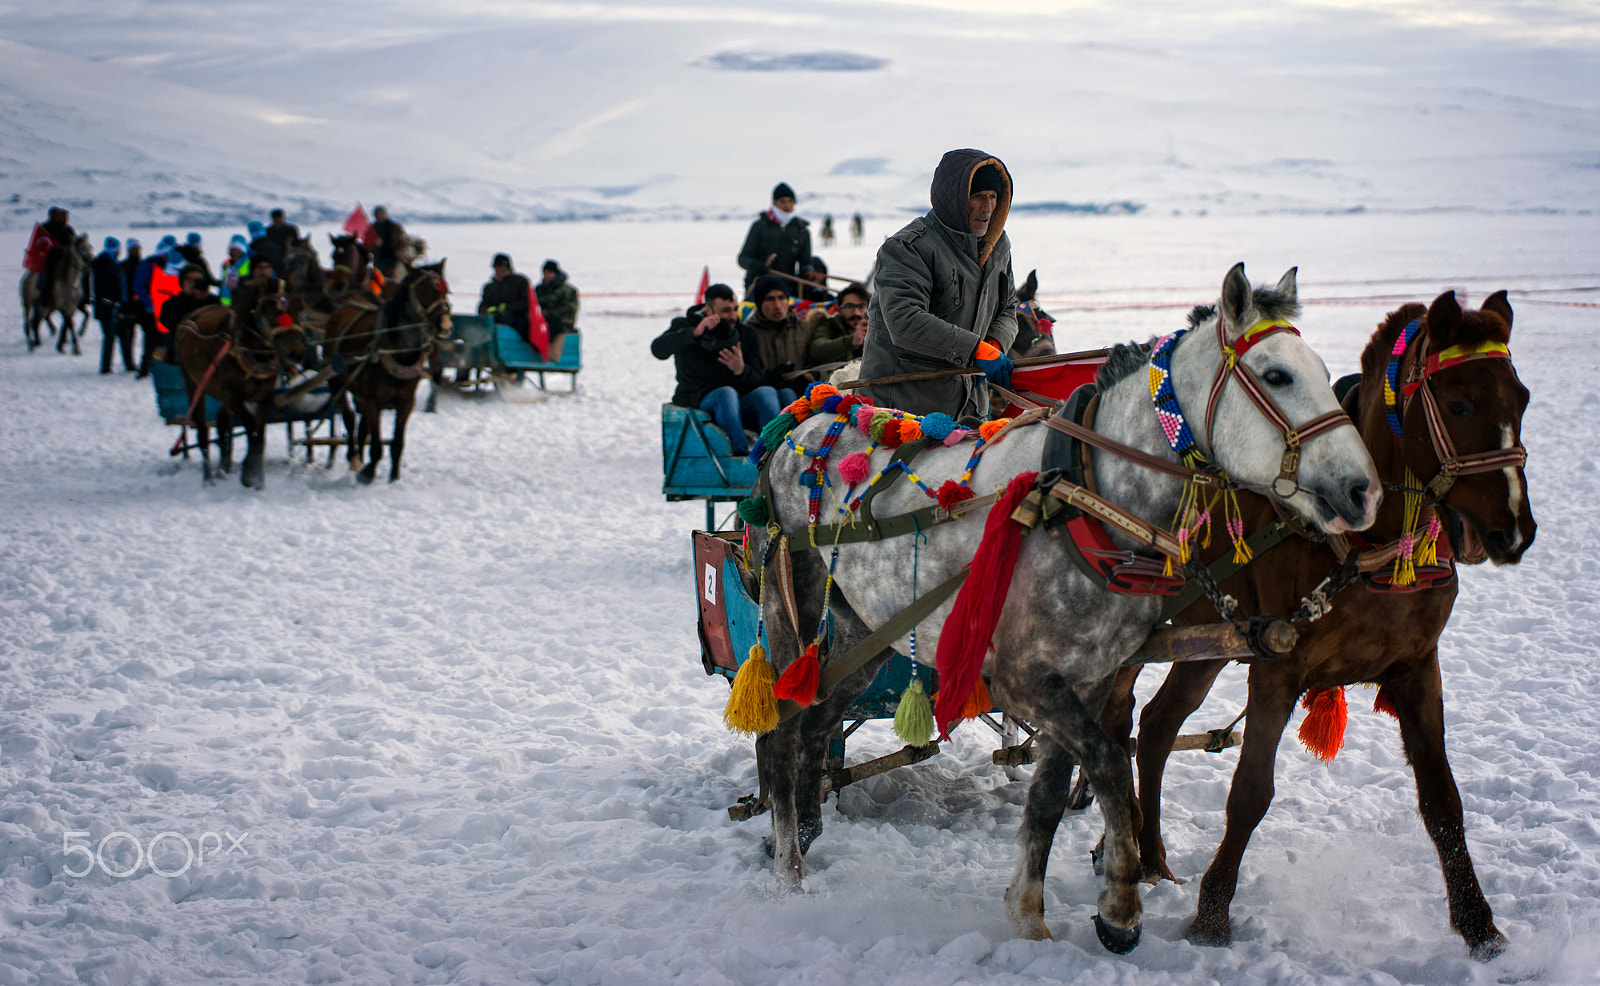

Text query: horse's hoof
(1093, 914), (1141, 954)
(1184, 916), (1232, 948)
(1469, 933), (1509, 962)
(357, 468), (376, 486)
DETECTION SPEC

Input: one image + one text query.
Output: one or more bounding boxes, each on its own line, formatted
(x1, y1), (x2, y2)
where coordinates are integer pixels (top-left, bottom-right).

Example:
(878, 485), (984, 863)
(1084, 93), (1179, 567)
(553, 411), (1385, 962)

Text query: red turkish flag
(527, 284), (549, 361)
(22, 223), (54, 274)
(694, 265), (710, 305)
(343, 205), (378, 249)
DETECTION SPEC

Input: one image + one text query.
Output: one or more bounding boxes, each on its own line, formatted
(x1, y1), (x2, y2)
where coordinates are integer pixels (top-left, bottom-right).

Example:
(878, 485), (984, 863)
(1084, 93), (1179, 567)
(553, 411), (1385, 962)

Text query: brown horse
(173, 292), (310, 487)
(20, 234), (91, 353)
(1010, 268), (1057, 359)
(321, 261), (450, 484)
(281, 235), (337, 331)
(1102, 290), (1536, 959)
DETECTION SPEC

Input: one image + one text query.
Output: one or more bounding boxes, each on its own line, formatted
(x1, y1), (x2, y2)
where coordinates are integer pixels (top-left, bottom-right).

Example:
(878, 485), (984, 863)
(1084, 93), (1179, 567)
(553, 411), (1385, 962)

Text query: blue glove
(974, 340), (1013, 390)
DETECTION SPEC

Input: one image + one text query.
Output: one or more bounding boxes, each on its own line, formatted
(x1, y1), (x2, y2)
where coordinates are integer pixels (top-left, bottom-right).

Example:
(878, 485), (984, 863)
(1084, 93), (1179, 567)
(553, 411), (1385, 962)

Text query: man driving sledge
(860, 149), (1018, 419)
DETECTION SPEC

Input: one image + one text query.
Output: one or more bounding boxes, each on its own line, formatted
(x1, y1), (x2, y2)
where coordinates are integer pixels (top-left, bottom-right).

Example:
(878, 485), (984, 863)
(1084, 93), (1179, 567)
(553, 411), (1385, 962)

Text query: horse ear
(1481, 290), (1513, 337)
(1019, 269), (1038, 303)
(1219, 262), (1250, 338)
(1425, 290), (1463, 348)
(1273, 267), (1298, 306)
(436, 258), (446, 274)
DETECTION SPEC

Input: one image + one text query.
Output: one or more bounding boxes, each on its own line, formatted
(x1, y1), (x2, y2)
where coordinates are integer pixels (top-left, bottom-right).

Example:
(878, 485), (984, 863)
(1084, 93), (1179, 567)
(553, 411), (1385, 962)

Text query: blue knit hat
(157, 235), (178, 250)
(125, 237), (141, 250)
(186, 232), (202, 246)
(247, 221), (265, 237)
(102, 236), (120, 253)
(230, 233), (248, 249)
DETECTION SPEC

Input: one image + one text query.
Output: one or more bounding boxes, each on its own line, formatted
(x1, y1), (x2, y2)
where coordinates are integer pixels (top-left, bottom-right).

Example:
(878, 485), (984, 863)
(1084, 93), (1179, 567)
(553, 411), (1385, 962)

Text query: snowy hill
(2, 1), (1599, 228)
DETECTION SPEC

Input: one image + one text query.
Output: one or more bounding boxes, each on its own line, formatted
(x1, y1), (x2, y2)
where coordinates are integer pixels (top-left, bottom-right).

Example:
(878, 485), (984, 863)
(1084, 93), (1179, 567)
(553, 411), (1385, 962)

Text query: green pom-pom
(893, 676), (935, 746)
(759, 412), (799, 451)
(737, 495), (769, 526)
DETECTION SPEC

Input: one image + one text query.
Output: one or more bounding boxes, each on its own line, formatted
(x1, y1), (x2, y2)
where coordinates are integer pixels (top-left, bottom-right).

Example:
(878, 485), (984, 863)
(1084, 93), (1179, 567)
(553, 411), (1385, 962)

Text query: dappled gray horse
(20, 234), (91, 353)
(756, 264), (1381, 952)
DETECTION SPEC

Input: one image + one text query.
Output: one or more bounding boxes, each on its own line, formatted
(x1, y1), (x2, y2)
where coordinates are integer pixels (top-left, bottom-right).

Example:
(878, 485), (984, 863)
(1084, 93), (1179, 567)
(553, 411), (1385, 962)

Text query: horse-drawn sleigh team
(19, 145), (1540, 963)
(680, 149), (1536, 961)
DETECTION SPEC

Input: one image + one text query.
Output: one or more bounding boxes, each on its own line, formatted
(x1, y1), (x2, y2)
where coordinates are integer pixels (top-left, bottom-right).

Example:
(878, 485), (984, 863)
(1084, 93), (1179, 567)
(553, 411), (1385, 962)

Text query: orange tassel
(1298, 687), (1348, 762)
(772, 643), (821, 707)
(960, 675), (993, 721)
(1373, 686), (1399, 720)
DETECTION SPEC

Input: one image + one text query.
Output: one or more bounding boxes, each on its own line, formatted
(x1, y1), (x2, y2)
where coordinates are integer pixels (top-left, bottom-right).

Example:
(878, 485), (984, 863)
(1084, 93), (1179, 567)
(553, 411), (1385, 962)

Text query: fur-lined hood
(928, 148), (1011, 268)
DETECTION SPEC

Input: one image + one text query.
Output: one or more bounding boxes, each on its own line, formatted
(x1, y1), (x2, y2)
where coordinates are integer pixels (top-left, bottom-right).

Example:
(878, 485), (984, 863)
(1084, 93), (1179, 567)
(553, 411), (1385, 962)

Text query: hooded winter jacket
(860, 148), (1018, 418)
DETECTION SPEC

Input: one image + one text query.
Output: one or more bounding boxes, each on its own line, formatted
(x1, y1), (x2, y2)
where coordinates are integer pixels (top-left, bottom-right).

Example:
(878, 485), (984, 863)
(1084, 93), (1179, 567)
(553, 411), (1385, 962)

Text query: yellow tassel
(723, 644), (779, 735)
(1231, 537), (1253, 565)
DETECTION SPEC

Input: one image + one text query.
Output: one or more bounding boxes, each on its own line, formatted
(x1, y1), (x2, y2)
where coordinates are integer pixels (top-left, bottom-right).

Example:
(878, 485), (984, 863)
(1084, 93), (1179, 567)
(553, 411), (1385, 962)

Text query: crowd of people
(653, 148), (1019, 456)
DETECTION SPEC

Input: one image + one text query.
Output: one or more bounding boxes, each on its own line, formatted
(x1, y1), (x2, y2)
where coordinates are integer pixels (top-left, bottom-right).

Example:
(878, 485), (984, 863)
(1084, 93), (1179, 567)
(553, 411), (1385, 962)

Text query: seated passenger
(804, 281), (870, 370)
(651, 283), (779, 458)
(799, 255), (833, 304)
(746, 273), (816, 406)
(536, 259), (579, 363)
(479, 254), (531, 338)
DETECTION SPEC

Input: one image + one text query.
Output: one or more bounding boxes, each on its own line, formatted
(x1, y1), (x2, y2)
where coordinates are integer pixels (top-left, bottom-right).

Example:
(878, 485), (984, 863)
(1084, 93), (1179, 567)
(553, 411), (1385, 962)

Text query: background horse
(1104, 289), (1535, 959)
(173, 296), (310, 488)
(1009, 268), (1057, 359)
(756, 264), (1380, 952)
(321, 261), (450, 484)
(282, 235), (337, 331)
(20, 233), (92, 353)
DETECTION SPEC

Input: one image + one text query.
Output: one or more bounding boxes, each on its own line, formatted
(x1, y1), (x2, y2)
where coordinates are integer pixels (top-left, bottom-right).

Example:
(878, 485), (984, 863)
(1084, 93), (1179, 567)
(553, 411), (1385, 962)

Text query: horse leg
(240, 409), (266, 489)
(388, 393), (414, 482)
(1075, 664), (1144, 813)
(195, 414), (214, 485)
(1383, 650), (1507, 959)
(1186, 672), (1297, 948)
(357, 402), (382, 485)
(338, 393), (360, 470)
(1010, 677), (1143, 953)
(424, 363), (441, 414)
(216, 408), (234, 475)
(1133, 658), (1230, 883)
(1005, 736), (1078, 941)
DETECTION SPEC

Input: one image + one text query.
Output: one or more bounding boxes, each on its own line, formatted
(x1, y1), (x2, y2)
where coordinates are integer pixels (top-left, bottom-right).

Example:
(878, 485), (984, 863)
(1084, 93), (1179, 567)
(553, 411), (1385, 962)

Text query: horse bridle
(1197, 318), (1355, 498)
(1384, 316), (1527, 502)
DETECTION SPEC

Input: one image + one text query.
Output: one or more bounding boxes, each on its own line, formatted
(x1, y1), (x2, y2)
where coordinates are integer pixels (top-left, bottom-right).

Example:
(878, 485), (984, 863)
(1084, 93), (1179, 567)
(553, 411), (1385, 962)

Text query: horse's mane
(1095, 341), (1153, 388)
(1359, 296), (1511, 384)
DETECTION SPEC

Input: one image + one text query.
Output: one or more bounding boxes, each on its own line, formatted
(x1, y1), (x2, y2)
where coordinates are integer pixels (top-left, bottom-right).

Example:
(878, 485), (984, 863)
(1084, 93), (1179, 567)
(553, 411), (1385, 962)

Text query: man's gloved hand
(974, 339), (1013, 389)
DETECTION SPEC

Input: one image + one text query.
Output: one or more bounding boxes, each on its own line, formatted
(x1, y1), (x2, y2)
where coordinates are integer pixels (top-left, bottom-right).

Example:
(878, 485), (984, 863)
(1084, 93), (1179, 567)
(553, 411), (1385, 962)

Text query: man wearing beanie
(535, 259), (580, 363)
(737, 181), (812, 298)
(860, 148), (1018, 418)
(479, 253), (532, 340)
(91, 237), (134, 373)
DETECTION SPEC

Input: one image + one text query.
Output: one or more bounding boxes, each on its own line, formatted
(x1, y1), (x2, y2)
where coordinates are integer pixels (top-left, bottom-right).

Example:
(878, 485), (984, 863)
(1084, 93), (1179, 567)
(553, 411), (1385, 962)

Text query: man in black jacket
(91, 237), (135, 373)
(158, 266), (220, 344)
(265, 209), (301, 255)
(737, 182), (811, 298)
(478, 254), (531, 337)
(650, 283), (780, 458)
(372, 206), (405, 277)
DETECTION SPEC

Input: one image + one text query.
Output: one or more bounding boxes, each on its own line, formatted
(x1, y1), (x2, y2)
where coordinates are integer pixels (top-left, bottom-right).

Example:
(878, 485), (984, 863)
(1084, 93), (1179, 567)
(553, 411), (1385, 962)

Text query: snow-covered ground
(1, 212), (1598, 985)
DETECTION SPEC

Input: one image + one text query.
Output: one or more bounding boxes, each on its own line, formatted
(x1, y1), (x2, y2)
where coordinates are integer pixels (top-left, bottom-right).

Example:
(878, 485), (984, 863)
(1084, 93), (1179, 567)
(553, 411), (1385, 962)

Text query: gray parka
(860, 149), (1018, 419)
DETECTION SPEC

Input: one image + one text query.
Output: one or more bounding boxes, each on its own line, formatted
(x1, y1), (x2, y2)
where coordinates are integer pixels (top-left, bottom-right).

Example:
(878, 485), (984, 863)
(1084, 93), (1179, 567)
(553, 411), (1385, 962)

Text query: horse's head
(411, 260), (452, 340)
(1373, 291), (1534, 565)
(283, 236), (325, 293)
(1173, 263), (1380, 535)
(248, 285), (311, 367)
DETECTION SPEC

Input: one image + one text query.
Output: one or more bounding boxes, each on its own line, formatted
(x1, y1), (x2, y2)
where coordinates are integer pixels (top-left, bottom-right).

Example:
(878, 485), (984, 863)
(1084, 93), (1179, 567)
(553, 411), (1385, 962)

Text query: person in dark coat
(737, 182), (811, 298)
(535, 259), (580, 362)
(265, 209), (301, 254)
(650, 282), (779, 458)
(745, 273), (814, 405)
(173, 232), (214, 285)
(860, 148), (1019, 419)
(478, 253), (531, 337)
(117, 239), (151, 376)
(805, 282), (871, 369)
(91, 237), (135, 373)
(158, 266), (219, 336)
(247, 221), (282, 275)
(372, 206), (405, 277)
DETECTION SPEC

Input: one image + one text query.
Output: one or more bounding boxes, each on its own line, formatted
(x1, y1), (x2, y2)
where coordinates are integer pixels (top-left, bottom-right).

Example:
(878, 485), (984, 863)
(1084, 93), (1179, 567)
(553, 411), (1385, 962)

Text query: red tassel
(1373, 686), (1399, 720)
(935, 479), (975, 510)
(934, 472), (1038, 738)
(772, 643), (820, 707)
(1298, 686), (1348, 762)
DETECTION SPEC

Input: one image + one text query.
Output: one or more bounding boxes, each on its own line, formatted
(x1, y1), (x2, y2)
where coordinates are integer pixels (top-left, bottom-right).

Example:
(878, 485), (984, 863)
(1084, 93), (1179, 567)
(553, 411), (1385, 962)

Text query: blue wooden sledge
(150, 360), (343, 462)
(662, 403), (760, 529)
(493, 325), (582, 393)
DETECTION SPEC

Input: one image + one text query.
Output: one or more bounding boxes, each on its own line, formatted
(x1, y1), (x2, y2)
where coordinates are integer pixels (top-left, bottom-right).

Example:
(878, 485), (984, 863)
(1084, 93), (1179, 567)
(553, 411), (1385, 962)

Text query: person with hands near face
(651, 282), (781, 458)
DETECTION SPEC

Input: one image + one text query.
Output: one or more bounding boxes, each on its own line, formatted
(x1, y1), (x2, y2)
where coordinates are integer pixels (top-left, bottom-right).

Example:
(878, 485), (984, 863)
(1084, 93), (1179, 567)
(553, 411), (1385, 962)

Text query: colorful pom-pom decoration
(893, 677), (935, 746)
(1298, 686), (1348, 762)
(979, 418), (1011, 441)
(920, 413), (955, 440)
(772, 643), (821, 707)
(838, 452), (871, 485)
(899, 419), (923, 442)
(759, 412), (799, 451)
(854, 405), (877, 432)
(935, 479), (975, 510)
(736, 494), (769, 526)
(881, 420), (905, 448)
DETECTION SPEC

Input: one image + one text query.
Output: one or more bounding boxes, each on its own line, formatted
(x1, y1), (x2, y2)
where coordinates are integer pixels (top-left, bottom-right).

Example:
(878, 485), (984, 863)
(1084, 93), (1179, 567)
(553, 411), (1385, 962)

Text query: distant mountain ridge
(1, 3), (1597, 230)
